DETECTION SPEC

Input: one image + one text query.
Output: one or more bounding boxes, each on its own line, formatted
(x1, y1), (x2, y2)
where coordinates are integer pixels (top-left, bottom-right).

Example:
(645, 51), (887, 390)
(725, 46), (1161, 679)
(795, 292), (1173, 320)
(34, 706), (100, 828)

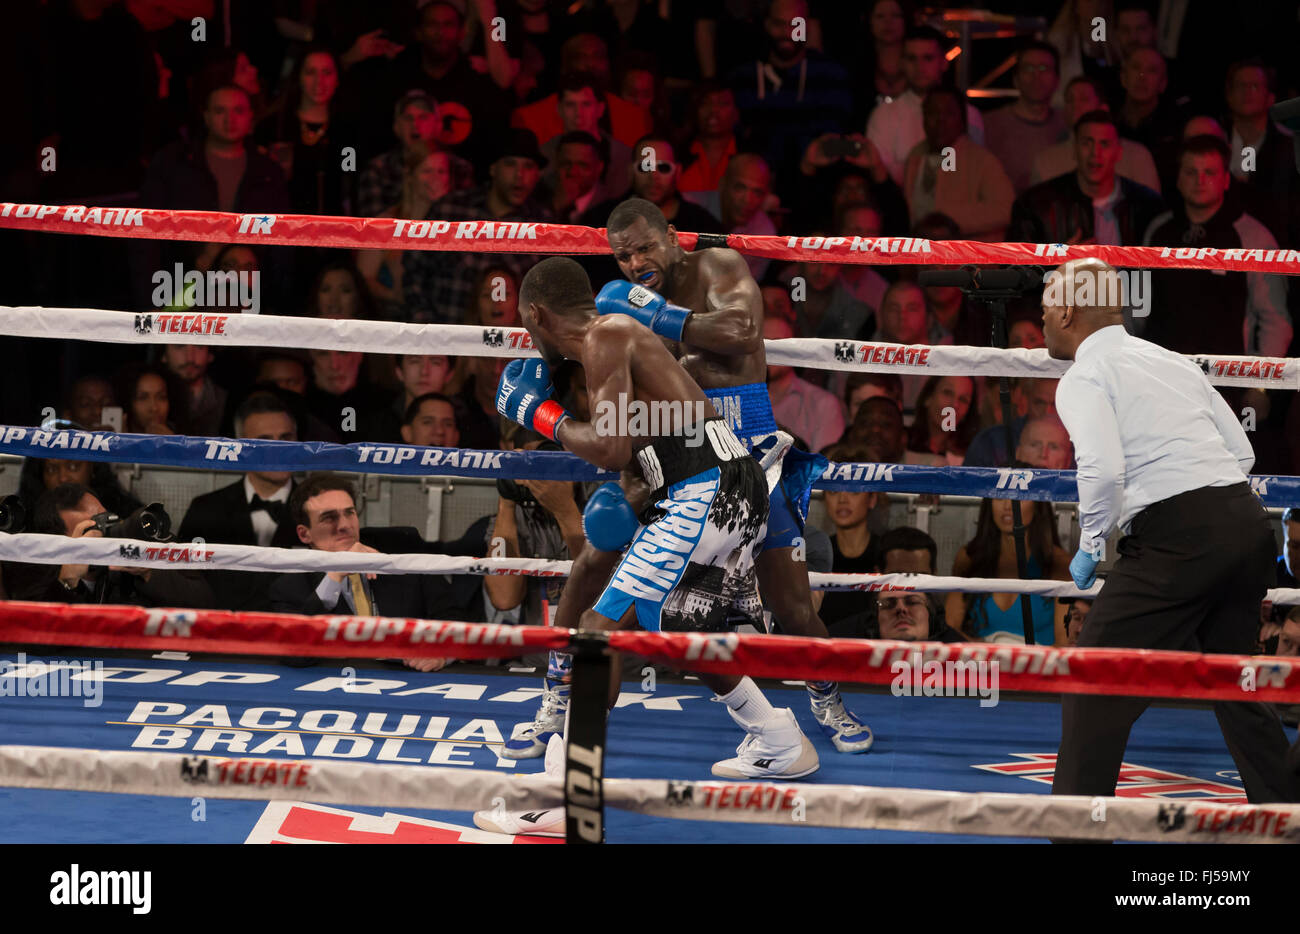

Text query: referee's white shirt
(1055, 325), (1254, 556)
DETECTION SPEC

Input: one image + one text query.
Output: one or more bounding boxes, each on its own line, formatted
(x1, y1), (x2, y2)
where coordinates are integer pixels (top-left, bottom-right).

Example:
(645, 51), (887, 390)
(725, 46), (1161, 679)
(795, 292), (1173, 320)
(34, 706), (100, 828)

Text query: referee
(1043, 258), (1297, 805)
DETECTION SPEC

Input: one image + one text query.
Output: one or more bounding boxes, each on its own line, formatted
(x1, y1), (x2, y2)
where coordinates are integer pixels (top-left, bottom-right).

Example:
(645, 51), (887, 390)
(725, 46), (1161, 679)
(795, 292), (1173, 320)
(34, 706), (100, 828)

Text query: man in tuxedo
(177, 392), (299, 611)
(267, 473), (486, 671)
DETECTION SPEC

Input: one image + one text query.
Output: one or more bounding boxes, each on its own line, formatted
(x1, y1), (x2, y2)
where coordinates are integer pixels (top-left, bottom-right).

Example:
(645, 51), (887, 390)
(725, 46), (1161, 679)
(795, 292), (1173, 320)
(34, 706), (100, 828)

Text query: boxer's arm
(553, 323), (636, 471)
(679, 251), (765, 356)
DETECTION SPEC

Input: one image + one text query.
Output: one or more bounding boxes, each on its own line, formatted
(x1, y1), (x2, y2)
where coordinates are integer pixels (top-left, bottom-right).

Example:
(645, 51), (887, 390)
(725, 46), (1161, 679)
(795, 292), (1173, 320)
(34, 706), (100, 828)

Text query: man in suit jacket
(267, 473), (486, 671)
(178, 392), (300, 611)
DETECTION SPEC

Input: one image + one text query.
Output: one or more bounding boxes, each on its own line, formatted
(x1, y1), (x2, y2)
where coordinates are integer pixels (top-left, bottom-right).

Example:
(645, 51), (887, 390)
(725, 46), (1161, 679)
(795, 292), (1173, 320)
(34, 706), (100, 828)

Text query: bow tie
(250, 496), (289, 523)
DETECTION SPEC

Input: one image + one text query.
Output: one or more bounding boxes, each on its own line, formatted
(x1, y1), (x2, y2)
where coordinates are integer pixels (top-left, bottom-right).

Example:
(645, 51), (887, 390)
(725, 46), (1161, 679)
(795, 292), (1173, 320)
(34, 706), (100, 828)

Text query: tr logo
(237, 214), (277, 235)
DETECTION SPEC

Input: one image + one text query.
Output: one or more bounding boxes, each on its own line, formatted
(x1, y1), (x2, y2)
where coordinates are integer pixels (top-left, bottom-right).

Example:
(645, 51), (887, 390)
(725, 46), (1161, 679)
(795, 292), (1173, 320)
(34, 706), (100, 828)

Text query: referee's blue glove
(1069, 548), (1101, 590)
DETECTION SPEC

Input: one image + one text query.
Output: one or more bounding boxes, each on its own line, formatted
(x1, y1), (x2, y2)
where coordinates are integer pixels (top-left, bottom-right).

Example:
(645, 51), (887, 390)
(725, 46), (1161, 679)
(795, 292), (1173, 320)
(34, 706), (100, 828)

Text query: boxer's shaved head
(520, 257), (595, 317)
(1040, 258), (1125, 360)
(607, 197), (668, 235)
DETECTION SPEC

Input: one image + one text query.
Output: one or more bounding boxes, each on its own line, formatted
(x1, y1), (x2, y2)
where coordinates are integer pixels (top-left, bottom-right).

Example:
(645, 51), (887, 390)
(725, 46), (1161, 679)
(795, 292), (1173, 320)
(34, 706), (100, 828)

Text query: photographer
(4, 483), (214, 608)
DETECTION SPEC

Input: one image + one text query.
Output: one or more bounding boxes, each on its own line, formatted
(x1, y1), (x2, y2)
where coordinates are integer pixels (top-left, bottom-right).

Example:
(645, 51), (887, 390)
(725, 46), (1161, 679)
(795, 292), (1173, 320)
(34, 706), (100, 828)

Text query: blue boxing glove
(1069, 547), (1101, 590)
(595, 280), (691, 342)
(495, 358), (571, 442)
(582, 482), (639, 552)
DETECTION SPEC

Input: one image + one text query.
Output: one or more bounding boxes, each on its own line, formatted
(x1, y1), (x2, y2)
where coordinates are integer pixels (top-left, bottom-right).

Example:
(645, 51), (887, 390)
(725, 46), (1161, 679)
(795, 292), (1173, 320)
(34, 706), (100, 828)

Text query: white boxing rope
(0, 306), (1294, 387)
(5, 531), (1300, 604)
(0, 744), (561, 811)
(0, 744), (1293, 843)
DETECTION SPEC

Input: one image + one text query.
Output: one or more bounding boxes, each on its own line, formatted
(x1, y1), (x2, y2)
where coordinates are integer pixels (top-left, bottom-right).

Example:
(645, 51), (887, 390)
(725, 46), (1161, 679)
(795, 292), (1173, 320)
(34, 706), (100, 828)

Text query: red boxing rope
(4, 201), (1300, 274)
(2, 600), (1297, 703)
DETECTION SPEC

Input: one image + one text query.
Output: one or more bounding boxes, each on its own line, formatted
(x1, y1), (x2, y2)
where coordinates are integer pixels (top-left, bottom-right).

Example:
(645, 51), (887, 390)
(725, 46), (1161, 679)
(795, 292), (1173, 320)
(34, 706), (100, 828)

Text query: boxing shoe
(501, 680), (569, 759)
(472, 735), (567, 837)
(808, 687), (875, 754)
(712, 707), (820, 780)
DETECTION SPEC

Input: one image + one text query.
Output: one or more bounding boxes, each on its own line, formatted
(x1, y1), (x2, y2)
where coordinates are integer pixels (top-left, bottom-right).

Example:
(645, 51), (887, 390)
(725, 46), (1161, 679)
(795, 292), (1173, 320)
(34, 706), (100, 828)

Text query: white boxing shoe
(711, 707), (820, 780)
(472, 734), (568, 837)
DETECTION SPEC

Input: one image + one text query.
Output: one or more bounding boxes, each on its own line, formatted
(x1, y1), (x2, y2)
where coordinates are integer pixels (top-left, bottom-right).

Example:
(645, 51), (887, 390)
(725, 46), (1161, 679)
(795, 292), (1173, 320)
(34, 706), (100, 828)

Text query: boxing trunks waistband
(635, 415), (751, 504)
(703, 382), (778, 443)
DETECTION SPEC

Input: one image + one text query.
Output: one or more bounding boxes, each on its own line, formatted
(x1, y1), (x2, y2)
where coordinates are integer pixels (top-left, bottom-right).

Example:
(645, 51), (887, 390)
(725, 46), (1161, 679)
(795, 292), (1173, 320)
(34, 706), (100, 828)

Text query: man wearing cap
(402, 128), (554, 324)
(1042, 257), (1299, 818)
(356, 90), (474, 218)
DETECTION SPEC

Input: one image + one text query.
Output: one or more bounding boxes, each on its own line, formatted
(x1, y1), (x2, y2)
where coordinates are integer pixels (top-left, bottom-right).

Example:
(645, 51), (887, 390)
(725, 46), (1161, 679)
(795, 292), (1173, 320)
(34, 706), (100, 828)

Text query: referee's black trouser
(1053, 482), (1298, 804)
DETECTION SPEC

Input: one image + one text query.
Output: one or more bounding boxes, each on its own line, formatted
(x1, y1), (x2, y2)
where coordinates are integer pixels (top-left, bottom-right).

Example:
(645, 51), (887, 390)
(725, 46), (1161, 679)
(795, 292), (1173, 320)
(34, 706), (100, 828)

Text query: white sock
(717, 677), (778, 731)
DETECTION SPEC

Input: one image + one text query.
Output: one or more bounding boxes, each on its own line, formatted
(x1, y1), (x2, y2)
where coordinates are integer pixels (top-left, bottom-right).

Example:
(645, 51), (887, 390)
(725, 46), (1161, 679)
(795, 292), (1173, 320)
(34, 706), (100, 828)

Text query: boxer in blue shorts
(476, 257), (818, 836)
(503, 199), (871, 761)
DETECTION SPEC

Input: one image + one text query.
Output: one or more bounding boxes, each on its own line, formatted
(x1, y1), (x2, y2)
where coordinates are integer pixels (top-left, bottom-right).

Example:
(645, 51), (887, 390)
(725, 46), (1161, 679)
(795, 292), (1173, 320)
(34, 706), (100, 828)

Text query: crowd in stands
(3, 0), (1300, 656)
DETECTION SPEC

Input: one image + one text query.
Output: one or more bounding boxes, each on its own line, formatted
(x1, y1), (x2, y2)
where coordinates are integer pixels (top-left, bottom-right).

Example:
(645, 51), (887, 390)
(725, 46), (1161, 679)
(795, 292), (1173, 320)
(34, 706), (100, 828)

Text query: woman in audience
(946, 490), (1071, 645)
(114, 363), (184, 435)
(260, 47), (346, 216)
(906, 375), (978, 465)
(819, 443), (883, 636)
(445, 267), (522, 450)
(357, 142), (454, 315)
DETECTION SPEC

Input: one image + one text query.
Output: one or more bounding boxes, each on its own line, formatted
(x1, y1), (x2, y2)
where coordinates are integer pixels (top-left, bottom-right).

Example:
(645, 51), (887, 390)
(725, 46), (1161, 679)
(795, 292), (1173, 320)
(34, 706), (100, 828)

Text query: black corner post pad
(693, 232), (730, 250)
(565, 630), (612, 844)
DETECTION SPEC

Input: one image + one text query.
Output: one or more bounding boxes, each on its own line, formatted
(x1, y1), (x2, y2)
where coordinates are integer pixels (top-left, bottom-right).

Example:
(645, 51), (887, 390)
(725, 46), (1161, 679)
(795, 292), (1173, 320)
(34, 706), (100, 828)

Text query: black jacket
(1009, 174), (1164, 247)
(2, 560), (215, 608)
(177, 478), (300, 611)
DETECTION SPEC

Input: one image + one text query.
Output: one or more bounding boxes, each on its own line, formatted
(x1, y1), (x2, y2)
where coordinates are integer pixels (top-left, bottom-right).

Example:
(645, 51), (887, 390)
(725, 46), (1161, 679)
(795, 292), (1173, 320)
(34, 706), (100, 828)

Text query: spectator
(1140, 135), (1290, 358)
(765, 316), (844, 453)
(983, 41), (1069, 194)
(357, 142), (455, 313)
(725, 0), (854, 179)
(401, 392), (461, 448)
(17, 430), (142, 521)
(160, 345), (226, 437)
(1277, 607), (1300, 657)
(469, 427), (590, 627)
(844, 372), (904, 425)
(873, 279), (931, 414)
(1063, 597), (1092, 646)
(248, 355), (338, 445)
(260, 47), (347, 215)
(209, 243), (264, 313)
(616, 54), (667, 133)
(389, 356), (453, 433)
(133, 83), (289, 300)
(545, 131), (610, 223)
(177, 392), (300, 611)
(62, 376), (116, 432)
(835, 203), (891, 317)
(256, 352), (309, 396)
(946, 494), (1071, 645)
(911, 212), (993, 347)
(1116, 47), (1185, 194)
(902, 87), (1014, 240)
(874, 593), (963, 642)
(906, 375), (978, 466)
(1278, 507), (1300, 589)
(1029, 75), (1161, 192)
(1224, 59), (1296, 243)
(1115, 1), (1158, 62)
(792, 137), (910, 235)
(867, 26), (986, 186)
(5, 483), (213, 608)
(790, 253), (874, 344)
(818, 442), (881, 635)
(539, 73), (631, 201)
(761, 281), (795, 327)
(678, 82), (743, 204)
(267, 473), (482, 668)
(356, 90), (472, 219)
(449, 266), (522, 451)
(403, 128), (552, 325)
(1045, 0), (1120, 108)
(855, 0), (908, 118)
(581, 135), (723, 234)
(383, 0), (513, 169)
(1010, 111), (1164, 247)
(877, 525), (940, 576)
(114, 362), (182, 435)
(511, 34), (652, 150)
(964, 380), (1067, 467)
(715, 154), (777, 282)
(844, 397), (943, 467)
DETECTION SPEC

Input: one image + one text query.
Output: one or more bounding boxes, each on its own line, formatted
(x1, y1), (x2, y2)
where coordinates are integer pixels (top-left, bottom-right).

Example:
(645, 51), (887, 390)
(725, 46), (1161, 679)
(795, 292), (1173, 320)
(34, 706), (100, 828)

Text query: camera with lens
(0, 494), (27, 533)
(497, 441), (564, 506)
(90, 502), (173, 542)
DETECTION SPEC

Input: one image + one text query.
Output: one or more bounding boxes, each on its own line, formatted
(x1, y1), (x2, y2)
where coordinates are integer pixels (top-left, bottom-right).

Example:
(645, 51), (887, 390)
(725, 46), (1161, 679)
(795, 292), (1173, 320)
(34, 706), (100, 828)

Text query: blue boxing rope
(0, 424), (1295, 504)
